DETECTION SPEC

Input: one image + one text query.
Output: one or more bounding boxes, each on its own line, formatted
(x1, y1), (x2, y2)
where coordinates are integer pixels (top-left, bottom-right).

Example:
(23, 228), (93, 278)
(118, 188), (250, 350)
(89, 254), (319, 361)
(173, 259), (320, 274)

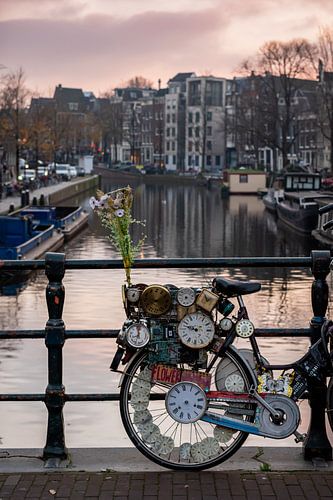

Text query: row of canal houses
(27, 68), (333, 173)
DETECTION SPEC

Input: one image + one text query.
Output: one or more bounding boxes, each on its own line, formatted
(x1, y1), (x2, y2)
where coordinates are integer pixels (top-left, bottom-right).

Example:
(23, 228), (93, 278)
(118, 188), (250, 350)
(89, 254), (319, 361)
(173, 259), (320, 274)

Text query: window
(195, 127), (200, 138)
(68, 102), (79, 111)
(172, 114), (176, 123)
(165, 155), (169, 164)
(207, 155), (212, 166)
(195, 155), (199, 166)
(205, 81), (222, 106)
(188, 155), (192, 166)
(172, 142), (175, 151)
(195, 111), (200, 123)
(207, 111), (212, 121)
(171, 128), (176, 137)
(188, 127), (193, 137)
(173, 155), (176, 164)
(166, 114), (170, 123)
(207, 126), (212, 136)
(166, 128), (170, 137)
(188, 112), (193, 123)
(207, 140), (212, 150)
(188, 142), (193, 152)
(166, 141), (170, 150)
(239, 174), (248, 183)
(188, 81), (201, 106)
(215, 155), (220, 166)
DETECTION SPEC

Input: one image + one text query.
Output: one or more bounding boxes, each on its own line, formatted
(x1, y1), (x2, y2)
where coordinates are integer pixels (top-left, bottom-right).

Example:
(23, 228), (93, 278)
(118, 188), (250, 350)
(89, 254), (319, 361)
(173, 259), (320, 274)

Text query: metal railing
(0, 250), (332, 462)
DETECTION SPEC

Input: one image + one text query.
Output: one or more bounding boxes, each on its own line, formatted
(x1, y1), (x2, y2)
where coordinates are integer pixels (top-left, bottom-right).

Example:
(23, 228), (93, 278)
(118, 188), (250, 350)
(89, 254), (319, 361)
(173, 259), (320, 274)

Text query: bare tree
(123, 76), (154, 89)
(0, 67), (30, 178)
(98, 93), (123, 165)
(316, 27), (333, 173)
(240, 39), (314, 170)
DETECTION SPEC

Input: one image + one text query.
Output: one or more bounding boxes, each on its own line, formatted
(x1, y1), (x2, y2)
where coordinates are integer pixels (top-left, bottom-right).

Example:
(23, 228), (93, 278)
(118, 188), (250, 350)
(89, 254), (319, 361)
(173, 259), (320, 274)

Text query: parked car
(76, 166), (86, 177)
(18, 169), (36, 182)
(68, 166), (77, 178)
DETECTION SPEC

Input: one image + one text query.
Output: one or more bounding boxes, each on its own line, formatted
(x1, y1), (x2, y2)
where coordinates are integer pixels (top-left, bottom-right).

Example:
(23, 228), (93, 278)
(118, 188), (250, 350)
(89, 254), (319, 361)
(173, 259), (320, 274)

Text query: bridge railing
(0, 250), (332, 462)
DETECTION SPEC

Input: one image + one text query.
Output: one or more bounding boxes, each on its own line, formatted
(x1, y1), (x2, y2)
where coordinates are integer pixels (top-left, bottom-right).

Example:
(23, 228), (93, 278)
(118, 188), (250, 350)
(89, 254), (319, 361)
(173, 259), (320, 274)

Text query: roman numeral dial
(178, 312), (215, 349)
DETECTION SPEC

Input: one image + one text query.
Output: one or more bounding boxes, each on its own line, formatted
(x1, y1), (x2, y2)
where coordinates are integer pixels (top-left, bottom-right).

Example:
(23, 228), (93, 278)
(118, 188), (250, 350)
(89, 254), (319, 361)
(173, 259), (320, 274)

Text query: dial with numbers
(178, 312), (215, 348)
(125, 322), (150, 349)
(165, 382), (207, 423)
(235, 319), (254, 338)
(140, 285), (172, 316)
(126, 287), (141, 303)
(177, 287), (196, 307)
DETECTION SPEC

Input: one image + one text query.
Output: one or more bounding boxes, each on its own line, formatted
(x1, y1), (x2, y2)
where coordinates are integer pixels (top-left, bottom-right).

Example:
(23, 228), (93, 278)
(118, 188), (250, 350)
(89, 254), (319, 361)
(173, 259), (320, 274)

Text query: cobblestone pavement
(1, 471), (333, 499)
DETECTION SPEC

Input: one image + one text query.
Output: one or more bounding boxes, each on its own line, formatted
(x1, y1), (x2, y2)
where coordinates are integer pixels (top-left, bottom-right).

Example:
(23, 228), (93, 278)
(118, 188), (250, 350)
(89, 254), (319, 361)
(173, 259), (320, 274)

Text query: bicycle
(108, 201), (333, 471)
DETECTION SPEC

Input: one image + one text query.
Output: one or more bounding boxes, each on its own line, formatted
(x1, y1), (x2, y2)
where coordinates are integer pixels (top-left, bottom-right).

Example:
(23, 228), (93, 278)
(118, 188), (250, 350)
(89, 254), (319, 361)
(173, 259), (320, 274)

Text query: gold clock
(140, 284), (172, 316)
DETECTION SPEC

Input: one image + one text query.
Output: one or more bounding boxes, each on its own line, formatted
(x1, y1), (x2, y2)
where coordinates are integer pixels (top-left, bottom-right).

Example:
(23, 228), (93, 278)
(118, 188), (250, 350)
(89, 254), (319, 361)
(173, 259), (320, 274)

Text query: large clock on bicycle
(140, 284), (172, 316)
(178, 312), (215, 348)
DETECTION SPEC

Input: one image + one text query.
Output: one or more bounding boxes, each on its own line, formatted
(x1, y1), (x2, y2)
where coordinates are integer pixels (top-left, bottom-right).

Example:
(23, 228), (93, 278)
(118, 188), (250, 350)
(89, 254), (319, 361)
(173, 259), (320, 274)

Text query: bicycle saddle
(213, 277), (261, 297)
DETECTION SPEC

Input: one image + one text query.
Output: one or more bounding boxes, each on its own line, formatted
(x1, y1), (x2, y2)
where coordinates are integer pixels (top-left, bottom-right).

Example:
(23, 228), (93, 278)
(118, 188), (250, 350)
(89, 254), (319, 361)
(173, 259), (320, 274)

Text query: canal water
(0, 180), (332, 449)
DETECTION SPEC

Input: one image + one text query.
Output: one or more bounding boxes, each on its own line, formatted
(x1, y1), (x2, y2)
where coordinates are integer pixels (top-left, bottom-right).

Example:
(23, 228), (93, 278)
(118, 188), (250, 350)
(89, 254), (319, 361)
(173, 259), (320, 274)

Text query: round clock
(125, 322), (150, 349)
(178, 312), (215, 349)
(126, 287), (141, 303)
(165, 382), (207, 423)
(140, 284), (172, 316)
(177, 287), (196, 307)
(235, 319), (255, 338)
(219, 318), (233, 332)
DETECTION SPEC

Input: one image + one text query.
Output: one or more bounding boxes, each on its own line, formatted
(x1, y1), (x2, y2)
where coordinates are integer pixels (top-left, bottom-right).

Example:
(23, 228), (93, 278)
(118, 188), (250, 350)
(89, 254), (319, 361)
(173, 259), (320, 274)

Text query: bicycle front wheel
(119, 348), (255, 471)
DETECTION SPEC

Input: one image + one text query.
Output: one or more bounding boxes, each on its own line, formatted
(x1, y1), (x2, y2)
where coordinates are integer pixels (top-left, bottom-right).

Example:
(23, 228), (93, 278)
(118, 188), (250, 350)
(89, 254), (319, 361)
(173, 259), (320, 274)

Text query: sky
(1, 0), (333, 96)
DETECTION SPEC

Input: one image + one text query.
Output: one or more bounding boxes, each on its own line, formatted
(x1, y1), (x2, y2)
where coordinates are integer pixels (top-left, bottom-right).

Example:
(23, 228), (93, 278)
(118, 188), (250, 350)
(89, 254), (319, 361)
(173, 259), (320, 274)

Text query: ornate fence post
(304, 250), (332, 461)
(43, 252), (67, 460)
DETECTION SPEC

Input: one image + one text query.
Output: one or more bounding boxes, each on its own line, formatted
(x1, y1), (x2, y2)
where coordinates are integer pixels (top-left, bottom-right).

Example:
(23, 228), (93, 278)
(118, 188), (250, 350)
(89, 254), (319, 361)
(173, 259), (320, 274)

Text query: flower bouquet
(89, 186), (145, 285)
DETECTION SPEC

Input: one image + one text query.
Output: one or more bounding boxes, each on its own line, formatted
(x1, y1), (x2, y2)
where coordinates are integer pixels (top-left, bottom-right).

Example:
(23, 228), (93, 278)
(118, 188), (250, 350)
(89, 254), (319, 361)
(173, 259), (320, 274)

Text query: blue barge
(15, 205), (88, 242)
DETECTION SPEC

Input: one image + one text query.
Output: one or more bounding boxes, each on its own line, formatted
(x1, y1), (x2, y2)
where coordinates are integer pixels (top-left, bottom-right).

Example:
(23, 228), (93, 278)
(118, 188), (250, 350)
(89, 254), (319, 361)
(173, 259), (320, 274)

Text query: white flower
(100, 194), (109, 202)
(89, 197), (98, 209)
(115, 209), (125, 217)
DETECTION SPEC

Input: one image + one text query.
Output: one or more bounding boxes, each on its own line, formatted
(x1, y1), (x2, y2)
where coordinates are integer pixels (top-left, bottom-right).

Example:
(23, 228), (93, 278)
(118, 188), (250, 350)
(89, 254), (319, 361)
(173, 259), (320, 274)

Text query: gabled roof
(168, 72), (195, 83)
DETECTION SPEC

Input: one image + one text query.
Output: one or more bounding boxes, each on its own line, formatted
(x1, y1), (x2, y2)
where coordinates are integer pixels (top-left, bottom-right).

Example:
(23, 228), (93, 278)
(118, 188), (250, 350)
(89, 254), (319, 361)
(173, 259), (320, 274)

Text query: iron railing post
(43, 252), (67, 460)
(304, 250), (332, 461)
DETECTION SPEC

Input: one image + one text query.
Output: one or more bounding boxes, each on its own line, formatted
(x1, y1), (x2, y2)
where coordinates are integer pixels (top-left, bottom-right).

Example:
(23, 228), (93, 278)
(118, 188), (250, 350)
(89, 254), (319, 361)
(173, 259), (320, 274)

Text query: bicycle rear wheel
(119, 348), (255, 471)
(327, 377), (333, 431)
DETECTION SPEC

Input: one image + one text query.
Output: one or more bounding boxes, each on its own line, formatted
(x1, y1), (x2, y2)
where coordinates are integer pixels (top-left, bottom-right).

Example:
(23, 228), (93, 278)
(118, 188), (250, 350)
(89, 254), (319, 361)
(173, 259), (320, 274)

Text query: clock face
(127, 287), (141, 303)
(125, 322), (150, 349)
(177, 287), (196, 307)
(178, 312), (215, 348)
(220, 318), (233, 332)
(235, 319), (254, 338)
(165, 382), (207, 423)
(140, 285), (172, 316)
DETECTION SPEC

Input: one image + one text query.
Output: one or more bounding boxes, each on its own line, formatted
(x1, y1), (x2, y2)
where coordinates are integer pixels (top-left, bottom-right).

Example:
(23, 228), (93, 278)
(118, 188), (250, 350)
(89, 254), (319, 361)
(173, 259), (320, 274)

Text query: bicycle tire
(119, 347), (255, 471)
(327, 376), (333, 431)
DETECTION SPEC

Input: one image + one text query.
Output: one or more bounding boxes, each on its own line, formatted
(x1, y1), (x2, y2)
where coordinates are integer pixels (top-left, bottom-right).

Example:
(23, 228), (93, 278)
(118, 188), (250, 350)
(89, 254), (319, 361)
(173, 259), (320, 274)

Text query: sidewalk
(0, 181), (71, 215)
(1, 447), (333, 498)
(0, 470), (333, 499)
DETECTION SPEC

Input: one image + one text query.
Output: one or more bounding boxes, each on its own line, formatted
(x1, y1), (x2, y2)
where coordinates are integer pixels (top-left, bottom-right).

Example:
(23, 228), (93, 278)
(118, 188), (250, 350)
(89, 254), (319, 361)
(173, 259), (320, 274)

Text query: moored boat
(262, 188), (284, 214)
(0, 215), (64, 287)
(276, 191), (331, 235)
(311, 198), (333, 248)
(14, 205), (88, 242)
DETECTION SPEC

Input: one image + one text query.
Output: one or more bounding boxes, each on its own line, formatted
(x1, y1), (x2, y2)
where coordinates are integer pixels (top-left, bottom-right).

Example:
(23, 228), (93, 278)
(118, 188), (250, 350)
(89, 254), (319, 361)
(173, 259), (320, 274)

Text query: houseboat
(274, 172), (328, 234)
(312, 199), (333, 248)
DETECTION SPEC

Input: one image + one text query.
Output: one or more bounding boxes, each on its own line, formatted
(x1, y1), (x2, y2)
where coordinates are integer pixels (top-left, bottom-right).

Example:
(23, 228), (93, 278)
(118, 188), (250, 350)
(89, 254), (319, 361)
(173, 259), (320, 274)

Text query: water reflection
(0, 181), (332, 447)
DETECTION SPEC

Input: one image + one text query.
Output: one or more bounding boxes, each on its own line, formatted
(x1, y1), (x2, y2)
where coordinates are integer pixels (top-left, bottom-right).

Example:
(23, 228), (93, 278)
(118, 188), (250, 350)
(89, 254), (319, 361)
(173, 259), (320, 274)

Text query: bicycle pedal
(294, 431), (307, 443)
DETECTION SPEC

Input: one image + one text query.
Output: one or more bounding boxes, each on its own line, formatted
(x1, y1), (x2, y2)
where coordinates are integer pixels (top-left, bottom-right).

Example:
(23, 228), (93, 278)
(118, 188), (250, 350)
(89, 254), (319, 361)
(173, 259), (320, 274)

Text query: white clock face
(177, 287), (196, 307)
(235, 319), (254, 338)
(220, 318), (233, 331)
(178, 312), (215, 348)
(166, 382), (207, 423)
(126, 323), (150, 349)
(127, 287), (141, 303)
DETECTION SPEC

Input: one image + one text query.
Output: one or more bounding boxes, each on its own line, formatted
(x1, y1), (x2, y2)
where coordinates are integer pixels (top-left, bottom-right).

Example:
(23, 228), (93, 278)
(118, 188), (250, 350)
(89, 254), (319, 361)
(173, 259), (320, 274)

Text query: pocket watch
(126, 287), (141, 303)
(177, 287), (196, 307)
(178, 312), (215, 348)
(125, 322), (150, 349)
(140, 284), (172, 316)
